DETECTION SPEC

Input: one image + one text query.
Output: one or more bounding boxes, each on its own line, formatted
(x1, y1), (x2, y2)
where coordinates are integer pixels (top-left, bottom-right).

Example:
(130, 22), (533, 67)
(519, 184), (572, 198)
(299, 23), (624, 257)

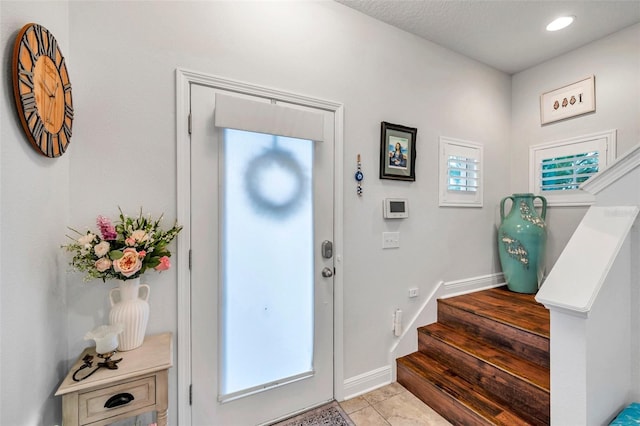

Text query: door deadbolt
(321, 240), (333, 259)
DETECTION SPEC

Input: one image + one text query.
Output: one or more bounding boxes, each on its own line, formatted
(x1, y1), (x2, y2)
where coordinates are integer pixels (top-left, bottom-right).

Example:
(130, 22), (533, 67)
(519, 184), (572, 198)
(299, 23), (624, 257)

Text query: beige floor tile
(349, 406), (390, 426)
(362, 382), (407, 405)
(373, 391), (452, 426)
(339, 395), (369, 414)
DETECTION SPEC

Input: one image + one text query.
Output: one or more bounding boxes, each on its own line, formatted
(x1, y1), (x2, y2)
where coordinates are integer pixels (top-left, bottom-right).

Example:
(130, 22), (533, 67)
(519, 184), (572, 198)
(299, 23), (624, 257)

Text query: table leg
(156, 370), (169, 426)
(157, 409), (169, 426)
(62, 393), (80, 426)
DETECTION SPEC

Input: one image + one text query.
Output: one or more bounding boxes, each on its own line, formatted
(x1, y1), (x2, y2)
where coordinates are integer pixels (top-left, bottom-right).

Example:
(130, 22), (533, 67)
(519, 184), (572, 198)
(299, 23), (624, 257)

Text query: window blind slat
(448, 158), (478, 164)
(542, 152), (598, 162)
(448, 166), (479, 173)
(542, 172), (596, 182)
(448, 184), (478, 189)
(542, 165), (597, 175)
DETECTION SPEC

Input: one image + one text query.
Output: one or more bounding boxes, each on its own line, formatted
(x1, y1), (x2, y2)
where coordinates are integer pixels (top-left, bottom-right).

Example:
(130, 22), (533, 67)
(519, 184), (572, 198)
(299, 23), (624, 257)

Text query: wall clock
(12, 23), (74, 157)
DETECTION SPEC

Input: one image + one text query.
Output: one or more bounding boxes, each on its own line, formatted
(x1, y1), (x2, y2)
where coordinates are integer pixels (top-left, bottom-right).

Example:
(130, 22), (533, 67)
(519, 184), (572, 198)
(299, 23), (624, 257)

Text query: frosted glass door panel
(221, 129), (314, 399)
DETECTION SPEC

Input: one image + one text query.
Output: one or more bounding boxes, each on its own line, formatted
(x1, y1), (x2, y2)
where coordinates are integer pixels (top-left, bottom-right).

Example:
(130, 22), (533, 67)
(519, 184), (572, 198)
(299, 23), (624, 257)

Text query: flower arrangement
(63, 208), (183, 282)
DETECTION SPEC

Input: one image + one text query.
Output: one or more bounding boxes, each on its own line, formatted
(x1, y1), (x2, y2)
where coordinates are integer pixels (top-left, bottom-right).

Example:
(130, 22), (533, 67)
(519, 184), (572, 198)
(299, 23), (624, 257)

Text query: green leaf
(146, 258), (161, 268)
(109, 250), (124, 260)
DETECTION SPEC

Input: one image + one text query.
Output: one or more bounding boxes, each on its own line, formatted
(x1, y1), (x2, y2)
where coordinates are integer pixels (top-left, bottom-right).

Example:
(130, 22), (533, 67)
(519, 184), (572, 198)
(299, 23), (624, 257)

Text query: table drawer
(78, 375), (156, 424)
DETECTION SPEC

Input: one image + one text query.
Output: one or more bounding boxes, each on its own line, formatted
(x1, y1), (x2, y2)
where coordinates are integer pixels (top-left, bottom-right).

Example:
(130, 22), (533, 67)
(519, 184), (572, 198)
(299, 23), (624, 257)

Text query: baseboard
(442, 272), (505, 298)
(341, 273), (505, 396)
(388, 272), (505, 381)
(342, 365), (392, 400)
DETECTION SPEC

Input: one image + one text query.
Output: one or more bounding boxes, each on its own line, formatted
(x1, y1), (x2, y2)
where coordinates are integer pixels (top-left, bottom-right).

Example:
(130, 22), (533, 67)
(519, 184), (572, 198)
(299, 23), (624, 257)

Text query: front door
(189, 83), (335, 425)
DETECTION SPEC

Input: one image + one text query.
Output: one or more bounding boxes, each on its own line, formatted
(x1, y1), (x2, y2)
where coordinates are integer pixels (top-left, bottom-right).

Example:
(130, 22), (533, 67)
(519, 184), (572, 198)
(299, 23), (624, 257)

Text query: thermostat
(383, 198), (409, 219)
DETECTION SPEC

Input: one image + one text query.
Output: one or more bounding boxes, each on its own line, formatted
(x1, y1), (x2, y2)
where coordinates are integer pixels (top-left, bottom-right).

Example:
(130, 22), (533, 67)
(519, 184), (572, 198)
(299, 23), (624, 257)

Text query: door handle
(321, 267), (333, 278)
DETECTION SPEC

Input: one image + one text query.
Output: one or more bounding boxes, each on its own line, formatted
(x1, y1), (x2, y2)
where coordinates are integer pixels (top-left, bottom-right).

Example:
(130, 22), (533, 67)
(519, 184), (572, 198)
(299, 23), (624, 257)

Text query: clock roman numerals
(65, 104), (74, 120)
(46, 132), (55, 157)
(59, 127), (69, 150)
(22, 38), (38, 65)
(34, 25), (46, 56)
(18, 63), (34, 89)
(20, 92), (37, 114)
(47, 36), (57, 61)
(55, 133), (65, 157)
(13, 23), (72, 157)
(63, 121), (72, 141)
(31, 117), (45, 143)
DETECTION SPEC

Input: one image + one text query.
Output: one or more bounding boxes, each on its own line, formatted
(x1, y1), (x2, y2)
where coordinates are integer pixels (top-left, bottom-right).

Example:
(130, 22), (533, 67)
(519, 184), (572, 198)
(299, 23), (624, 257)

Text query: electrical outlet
(382, 232), (400, 249)
(409, 288), (419, 298)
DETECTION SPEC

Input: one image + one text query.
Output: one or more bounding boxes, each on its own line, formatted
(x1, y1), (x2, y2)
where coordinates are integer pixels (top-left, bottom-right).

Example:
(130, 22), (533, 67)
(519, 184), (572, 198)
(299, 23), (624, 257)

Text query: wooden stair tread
(439, 287), (549, 338)
(419, 323), (550, 391)
(398, 352), (534, 426)
(437, 301), (550, 369)
(397, 286), (550, 425)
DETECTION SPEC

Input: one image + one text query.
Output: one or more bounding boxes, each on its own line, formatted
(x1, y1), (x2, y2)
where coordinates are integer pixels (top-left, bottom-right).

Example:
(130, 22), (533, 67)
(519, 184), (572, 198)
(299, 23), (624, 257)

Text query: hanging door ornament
(244, 135), (307, 219)
(355, 154), (364, 196)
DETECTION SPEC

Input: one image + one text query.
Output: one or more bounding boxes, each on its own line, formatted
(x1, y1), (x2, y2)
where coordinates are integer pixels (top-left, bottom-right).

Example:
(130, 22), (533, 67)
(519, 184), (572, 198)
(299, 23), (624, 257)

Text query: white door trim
(175, 68), (344, 425)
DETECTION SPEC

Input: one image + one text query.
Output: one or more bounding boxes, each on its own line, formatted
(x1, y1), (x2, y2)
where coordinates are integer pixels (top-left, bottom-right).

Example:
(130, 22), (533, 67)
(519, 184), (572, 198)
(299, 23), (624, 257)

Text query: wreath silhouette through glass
(244, 136), (307, 219)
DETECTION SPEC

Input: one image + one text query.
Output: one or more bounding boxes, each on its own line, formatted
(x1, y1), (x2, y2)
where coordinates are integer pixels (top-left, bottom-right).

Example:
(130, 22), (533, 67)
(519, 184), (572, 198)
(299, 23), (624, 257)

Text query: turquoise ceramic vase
(498, 193), (547, 294)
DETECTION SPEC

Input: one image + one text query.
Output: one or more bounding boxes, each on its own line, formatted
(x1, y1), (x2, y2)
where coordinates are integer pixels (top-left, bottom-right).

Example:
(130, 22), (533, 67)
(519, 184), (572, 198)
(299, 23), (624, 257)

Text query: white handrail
(536, 206), (638, 316)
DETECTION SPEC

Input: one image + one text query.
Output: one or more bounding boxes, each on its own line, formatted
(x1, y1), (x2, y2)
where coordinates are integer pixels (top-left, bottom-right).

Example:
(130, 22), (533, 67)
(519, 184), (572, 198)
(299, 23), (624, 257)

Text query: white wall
(511, 23), (640, 269)
(0, 2), (70, 424)
(61, 0), (510, 419)
(5, 2), (635, 424)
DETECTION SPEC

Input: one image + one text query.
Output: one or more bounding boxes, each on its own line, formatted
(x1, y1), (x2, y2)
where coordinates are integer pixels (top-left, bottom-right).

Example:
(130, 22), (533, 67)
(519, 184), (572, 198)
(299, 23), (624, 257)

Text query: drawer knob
(104, 392), (134, 409)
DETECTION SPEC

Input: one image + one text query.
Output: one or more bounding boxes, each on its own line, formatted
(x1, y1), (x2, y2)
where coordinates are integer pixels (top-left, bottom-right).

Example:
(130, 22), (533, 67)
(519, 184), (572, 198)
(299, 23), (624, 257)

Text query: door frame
(175, 68), (345, 425)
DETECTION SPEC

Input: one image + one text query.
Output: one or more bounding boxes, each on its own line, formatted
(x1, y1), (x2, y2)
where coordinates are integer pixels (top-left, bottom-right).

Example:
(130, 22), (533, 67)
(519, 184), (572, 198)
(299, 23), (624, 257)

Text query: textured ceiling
(336, 0), (640, 74)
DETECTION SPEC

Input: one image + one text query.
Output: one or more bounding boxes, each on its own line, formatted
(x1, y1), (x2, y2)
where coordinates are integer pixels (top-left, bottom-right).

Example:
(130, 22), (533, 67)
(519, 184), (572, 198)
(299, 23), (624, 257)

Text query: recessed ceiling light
(546, 16), (575, 32)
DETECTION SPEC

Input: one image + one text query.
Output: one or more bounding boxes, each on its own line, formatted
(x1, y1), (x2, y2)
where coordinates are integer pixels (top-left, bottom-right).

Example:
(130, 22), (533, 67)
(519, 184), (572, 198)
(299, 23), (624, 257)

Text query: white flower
(78, 233), (96, 247)
(94, 241), (110, 257)
(131, 230), (149, 243)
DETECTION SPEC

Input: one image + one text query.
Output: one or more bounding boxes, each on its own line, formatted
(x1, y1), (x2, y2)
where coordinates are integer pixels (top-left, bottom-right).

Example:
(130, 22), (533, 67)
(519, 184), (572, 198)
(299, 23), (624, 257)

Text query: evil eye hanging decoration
(355, 154), (364, 196)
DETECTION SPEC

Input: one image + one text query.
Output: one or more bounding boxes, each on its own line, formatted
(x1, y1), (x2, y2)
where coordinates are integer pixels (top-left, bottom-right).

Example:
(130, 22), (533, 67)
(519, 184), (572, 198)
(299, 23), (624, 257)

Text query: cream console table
(56, 332), (172, 426)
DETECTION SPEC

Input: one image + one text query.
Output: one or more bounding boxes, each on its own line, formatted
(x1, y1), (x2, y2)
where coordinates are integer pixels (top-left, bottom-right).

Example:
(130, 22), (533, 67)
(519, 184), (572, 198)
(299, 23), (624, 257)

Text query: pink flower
(125, 237), (136, 246)
(138, 250), (146, 258)
(96, 215), (117, 240)
(95, 257), (112, 272)
(155, 256), (171, 271)
(113, 248), (142, 277)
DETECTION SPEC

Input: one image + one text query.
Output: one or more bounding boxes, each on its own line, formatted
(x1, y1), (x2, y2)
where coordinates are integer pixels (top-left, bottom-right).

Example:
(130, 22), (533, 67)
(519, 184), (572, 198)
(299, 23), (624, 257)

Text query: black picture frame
(379, 121), (417, 181)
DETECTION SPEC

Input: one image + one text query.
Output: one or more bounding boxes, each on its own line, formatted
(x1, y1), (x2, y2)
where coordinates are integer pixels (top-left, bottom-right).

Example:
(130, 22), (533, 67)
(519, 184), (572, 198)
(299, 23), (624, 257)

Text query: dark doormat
(271, 401), (355, 426)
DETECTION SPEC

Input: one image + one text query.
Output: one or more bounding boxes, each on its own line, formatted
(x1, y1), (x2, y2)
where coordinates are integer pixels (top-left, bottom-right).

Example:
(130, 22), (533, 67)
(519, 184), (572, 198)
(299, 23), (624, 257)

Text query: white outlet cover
(382, 232), (400, 249)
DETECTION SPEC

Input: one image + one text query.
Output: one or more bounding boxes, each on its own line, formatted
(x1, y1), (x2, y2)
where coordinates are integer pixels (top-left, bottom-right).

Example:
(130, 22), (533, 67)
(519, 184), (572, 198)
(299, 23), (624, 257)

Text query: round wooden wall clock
(12, 23), (74, 157)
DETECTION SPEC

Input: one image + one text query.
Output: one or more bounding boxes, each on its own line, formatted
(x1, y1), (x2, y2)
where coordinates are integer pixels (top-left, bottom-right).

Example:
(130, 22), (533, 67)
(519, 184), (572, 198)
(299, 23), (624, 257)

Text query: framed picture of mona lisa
(379, 121), (417, 181)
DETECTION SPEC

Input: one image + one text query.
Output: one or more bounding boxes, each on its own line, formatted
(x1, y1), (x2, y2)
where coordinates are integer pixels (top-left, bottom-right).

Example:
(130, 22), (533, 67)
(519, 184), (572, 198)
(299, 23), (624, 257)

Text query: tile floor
(339, 382), (453, 425)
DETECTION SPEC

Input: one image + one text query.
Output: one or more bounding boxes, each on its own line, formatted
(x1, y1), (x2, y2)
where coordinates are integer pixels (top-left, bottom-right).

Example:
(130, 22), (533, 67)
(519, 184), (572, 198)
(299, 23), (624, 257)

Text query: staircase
(397, 286), (550, 425)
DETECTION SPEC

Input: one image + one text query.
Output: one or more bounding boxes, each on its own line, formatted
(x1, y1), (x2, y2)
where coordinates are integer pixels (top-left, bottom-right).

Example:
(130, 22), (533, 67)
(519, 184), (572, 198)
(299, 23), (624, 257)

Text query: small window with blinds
(447, 155), (479, 192)
(439, 137), (483, 207)
(540, 151), (599, 191)
(529, 130), (616, 206)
